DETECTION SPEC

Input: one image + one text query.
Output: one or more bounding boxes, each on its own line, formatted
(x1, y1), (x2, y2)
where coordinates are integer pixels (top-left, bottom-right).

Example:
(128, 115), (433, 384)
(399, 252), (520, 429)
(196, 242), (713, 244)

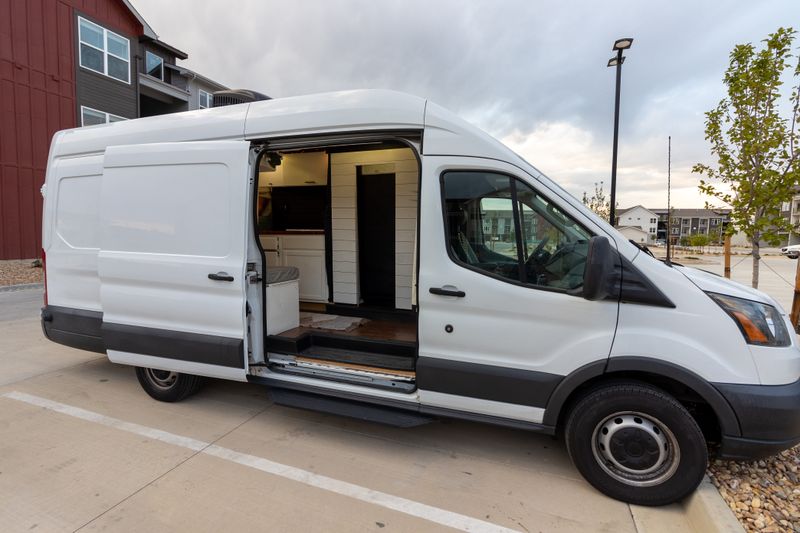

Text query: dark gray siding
(74, 11), (137, 121)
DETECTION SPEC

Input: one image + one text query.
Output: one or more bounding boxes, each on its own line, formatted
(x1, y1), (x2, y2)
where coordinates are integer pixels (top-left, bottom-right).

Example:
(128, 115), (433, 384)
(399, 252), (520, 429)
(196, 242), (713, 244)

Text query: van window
(442, 171), (591, 291)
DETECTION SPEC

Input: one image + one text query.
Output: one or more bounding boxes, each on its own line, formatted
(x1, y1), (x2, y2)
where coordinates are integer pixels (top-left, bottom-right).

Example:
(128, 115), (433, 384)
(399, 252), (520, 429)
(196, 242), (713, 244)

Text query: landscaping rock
(0, 259), (43, 287)
(708, 445), (800, 533)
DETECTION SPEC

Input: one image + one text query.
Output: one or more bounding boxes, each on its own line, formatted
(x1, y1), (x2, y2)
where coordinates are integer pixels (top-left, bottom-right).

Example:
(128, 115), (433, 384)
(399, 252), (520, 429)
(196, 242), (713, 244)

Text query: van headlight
(707, 293), (791, 347)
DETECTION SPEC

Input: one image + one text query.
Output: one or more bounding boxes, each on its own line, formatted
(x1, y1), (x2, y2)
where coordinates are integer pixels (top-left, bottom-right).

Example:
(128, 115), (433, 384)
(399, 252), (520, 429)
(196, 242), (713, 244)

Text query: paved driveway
(0, 288), (697, 532)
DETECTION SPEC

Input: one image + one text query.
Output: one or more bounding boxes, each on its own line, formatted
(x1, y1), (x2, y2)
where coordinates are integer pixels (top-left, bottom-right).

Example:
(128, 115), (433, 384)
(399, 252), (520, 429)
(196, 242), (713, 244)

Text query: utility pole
(791, 259), (800, 333)
(724, 235), (731, 278)
(666, 136), (671, 262)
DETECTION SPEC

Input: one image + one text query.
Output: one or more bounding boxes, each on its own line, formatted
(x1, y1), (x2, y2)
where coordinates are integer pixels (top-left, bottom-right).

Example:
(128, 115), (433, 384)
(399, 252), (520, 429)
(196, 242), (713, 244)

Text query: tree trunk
(752, 239), (760, 289)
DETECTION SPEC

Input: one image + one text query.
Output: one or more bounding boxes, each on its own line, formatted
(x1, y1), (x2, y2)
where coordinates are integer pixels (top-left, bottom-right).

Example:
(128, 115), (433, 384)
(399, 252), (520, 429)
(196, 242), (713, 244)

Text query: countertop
(260, 230), (325, 235)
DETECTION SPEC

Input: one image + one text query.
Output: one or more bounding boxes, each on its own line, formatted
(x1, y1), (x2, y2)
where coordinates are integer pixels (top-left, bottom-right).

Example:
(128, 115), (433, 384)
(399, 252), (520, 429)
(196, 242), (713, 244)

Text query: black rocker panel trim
(416, 356), (562, 408)
(41, 305), (105, 354)
(102, 322), (245, 368)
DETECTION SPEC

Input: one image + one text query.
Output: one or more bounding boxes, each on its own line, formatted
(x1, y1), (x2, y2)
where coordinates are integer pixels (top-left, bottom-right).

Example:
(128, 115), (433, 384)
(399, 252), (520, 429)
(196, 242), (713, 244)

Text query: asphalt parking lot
(0, 288), (713, 532)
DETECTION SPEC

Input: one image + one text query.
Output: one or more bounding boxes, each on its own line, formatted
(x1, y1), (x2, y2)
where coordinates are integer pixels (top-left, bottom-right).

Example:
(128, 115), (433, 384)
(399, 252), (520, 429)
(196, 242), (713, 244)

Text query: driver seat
(450, 209), (479, 265)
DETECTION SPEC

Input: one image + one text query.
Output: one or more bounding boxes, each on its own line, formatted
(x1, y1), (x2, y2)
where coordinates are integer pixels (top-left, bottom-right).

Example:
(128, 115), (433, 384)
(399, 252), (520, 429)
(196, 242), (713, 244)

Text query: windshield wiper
(628, 239), (656, 259)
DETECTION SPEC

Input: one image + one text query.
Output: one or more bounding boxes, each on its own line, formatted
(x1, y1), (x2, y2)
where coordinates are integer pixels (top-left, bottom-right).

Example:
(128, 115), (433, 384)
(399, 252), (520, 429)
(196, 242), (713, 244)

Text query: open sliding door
(98, 141), (252, 381)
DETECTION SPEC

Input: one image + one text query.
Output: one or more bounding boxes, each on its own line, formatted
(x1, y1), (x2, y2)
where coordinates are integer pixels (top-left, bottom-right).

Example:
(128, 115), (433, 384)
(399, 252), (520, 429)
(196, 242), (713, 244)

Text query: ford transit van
(40, 90), (800, 505)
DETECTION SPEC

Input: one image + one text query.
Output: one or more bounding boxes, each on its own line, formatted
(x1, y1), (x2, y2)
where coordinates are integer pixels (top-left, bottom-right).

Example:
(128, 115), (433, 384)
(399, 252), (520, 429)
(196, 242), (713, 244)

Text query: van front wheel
(564, 383), (707, 506)
(135, 367), (203, 402)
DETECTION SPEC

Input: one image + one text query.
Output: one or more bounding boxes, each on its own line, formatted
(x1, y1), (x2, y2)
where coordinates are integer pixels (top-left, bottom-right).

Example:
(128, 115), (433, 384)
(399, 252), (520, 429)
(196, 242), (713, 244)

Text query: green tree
(687, 233), (711, 251)
(581, 181), (612, 221)
(694, 27), (800, 288)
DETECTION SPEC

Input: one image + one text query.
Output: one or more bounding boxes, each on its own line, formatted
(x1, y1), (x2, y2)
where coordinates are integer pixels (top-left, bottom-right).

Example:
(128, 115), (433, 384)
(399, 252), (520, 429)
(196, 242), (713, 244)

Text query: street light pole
(607, 38), (633, 227)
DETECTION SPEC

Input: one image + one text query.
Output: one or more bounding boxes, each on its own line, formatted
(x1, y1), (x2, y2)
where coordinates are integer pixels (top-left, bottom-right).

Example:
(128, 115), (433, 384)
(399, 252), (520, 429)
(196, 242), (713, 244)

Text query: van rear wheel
(564, 383), (707, 506)
(135, 367), (203, 402)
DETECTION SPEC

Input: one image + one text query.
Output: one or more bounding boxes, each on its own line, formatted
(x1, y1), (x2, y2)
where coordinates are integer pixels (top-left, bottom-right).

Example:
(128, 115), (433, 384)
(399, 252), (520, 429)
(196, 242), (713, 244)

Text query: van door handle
(208, 272), (234, 282)
(429, 287), (466, 297)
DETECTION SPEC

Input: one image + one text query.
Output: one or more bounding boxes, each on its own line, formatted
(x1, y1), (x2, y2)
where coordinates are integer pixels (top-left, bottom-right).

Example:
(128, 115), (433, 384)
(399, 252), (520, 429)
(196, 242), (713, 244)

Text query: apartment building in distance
(616, 206), (736, 245)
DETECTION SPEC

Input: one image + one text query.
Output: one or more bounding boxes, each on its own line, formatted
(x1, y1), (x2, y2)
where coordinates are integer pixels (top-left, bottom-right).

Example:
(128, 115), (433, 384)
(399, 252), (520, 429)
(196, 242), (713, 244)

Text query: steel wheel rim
(145, 369), (178, 390)
(591, 411), (680, 487)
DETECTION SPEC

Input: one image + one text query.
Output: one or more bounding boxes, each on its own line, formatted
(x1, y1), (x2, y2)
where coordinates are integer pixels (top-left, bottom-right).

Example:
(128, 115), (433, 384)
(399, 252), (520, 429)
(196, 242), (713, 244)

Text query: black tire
(135, 367), (204, 402)
(564, 382), (707, 506)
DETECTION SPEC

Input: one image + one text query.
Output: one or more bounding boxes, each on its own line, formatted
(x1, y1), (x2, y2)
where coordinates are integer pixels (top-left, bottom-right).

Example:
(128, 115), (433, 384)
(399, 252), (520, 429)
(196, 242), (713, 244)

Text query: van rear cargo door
(98, 141), (251, 381)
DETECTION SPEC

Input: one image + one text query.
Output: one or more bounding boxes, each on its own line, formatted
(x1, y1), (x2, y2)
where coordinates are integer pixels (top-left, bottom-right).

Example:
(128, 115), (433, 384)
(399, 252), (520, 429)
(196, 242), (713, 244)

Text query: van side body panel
(43, 154), (104, 312)
(609, 252), (761, 385)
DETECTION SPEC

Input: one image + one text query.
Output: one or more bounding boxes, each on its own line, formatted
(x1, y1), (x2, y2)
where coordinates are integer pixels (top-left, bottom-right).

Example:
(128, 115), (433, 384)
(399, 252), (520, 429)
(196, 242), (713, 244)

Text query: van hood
(675, 265), (783, 311)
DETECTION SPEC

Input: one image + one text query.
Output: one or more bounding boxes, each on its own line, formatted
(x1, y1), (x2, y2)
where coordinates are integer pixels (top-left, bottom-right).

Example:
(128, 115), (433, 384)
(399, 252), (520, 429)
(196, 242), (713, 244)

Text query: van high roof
(50, 89), (522, 166)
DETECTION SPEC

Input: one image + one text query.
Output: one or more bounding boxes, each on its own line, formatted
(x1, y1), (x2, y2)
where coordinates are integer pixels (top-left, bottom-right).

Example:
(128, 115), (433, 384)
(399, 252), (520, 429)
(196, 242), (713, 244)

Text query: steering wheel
(526, 236), (550, 266)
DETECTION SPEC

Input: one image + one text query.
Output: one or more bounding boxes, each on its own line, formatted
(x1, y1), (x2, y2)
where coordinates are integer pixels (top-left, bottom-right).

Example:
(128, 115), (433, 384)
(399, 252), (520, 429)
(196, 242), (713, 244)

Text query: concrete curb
(684, 476), (744, 533)
(0, 283), (44, 293)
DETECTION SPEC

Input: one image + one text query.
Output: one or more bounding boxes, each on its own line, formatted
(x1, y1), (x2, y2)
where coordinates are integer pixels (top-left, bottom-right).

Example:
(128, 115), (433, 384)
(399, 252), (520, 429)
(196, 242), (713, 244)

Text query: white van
(40, 90), (800, 505)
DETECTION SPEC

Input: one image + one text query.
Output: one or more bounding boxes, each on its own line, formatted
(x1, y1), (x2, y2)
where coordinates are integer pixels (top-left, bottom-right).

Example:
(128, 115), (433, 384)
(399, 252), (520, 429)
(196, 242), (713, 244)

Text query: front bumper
(714, 378), (800, 460)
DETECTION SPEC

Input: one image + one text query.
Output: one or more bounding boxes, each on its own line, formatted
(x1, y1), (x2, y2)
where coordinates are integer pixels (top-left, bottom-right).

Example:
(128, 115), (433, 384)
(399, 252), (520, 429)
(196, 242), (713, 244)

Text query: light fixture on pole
(607, 37), (633, 226)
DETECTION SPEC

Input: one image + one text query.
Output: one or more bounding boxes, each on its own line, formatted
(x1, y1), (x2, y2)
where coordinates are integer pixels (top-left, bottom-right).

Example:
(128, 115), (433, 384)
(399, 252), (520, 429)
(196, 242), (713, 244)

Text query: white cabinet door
(281, 249), (328, 302)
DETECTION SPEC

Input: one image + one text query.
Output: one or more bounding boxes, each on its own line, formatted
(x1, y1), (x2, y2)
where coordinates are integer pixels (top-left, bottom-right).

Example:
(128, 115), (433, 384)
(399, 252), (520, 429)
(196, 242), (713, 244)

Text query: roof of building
(167, 65), (228, 91)
(616, 225), (649, 234)
(650, 208), (731, 217)
(120, 0), (157, 39)
(123, 1), (188, 59)
(617, 205), (657, 216)
(145, 38), (189, 60)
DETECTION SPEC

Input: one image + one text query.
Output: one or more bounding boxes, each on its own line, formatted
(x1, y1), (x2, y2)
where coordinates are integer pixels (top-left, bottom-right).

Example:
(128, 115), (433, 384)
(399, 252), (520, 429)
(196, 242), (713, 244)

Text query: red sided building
(1, 0), (223, 260)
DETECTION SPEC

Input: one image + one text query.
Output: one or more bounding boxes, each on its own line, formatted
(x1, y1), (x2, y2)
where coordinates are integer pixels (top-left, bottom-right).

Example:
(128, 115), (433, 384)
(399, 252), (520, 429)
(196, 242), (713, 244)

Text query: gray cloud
(135, 0), (799, 207)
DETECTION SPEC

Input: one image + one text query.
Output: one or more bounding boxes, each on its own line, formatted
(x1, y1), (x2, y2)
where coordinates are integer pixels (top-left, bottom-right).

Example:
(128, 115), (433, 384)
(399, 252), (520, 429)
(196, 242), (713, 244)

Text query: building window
(81, 106), (127, 126)
(78, 17), (130, 83)
(650, 218), (657, 223)
(145, 51), (163, 80)
(199, 90), (213, 109)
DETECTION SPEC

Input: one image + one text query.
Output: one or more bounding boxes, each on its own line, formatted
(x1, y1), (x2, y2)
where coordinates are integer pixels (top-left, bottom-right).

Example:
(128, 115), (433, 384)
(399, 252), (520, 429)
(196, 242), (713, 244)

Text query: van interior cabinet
(260, 233), (328, 303)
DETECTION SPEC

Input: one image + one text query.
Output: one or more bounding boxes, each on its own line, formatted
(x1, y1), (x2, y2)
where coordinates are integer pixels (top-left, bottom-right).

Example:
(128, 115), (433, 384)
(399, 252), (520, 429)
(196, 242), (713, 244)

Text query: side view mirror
(583, 236), (616, 301)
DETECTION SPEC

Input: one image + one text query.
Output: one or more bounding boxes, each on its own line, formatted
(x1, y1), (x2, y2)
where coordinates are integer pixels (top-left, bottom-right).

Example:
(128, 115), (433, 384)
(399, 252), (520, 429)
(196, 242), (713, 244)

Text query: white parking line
(3, 391), (519, 533)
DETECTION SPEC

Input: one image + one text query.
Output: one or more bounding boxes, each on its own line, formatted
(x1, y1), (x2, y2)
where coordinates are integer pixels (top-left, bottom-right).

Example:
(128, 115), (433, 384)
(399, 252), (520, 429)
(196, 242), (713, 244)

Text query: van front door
(417, 156), (619, 424)
(98, 141), (252, 381)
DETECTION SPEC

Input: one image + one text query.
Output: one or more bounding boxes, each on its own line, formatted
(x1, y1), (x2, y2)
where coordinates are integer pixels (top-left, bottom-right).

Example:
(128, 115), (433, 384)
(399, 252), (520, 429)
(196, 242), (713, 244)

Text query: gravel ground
(708, 447), (800, 532)
(0, 259), (43, 286)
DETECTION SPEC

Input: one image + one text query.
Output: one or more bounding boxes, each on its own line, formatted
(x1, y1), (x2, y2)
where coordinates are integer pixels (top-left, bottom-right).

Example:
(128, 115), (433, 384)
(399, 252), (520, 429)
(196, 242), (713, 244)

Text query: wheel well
(555, 371), (722, 443)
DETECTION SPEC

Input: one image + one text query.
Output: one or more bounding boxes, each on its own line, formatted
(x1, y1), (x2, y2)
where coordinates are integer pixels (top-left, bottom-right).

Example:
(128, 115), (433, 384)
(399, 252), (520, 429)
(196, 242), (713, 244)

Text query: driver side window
(442, 171), (591, 291)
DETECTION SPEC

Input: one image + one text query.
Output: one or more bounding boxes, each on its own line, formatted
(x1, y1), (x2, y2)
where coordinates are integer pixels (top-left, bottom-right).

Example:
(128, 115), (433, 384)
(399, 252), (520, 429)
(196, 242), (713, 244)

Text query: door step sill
(270, 388), (432, 427)
(267, 353), (416, 392)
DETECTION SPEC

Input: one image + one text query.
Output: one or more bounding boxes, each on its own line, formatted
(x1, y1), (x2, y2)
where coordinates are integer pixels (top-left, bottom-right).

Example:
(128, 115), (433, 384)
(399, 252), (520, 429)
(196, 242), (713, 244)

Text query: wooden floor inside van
(276, 317), (416, 344)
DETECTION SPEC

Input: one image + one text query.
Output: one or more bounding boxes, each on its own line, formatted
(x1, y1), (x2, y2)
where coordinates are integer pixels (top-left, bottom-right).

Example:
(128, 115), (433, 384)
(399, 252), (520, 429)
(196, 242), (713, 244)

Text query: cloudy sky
(135, 0), (799, 209)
